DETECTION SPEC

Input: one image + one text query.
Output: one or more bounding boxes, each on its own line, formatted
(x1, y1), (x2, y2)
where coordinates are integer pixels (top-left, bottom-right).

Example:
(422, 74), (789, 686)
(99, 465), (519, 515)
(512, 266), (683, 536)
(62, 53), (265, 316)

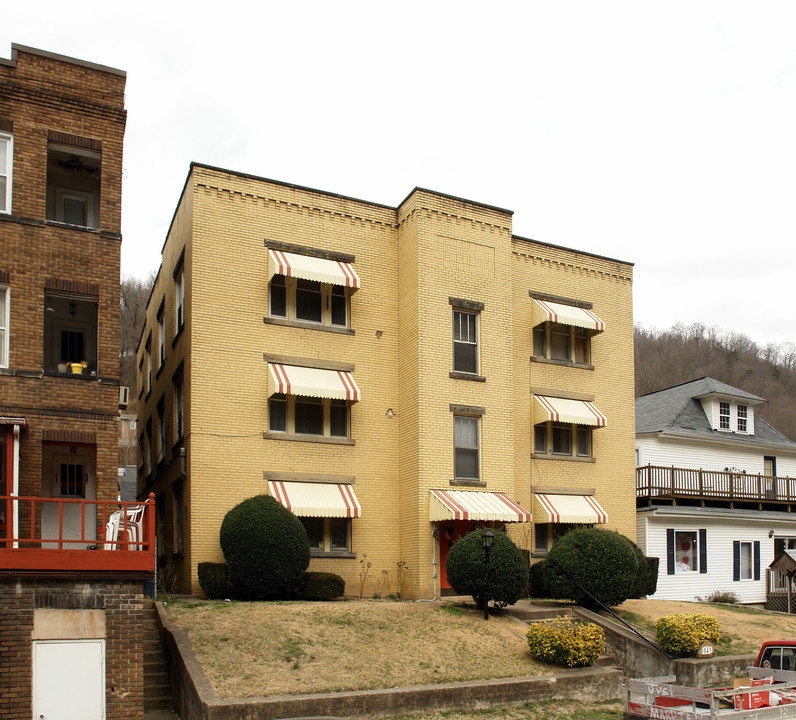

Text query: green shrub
(302, 572), (345, 600)
(526, 617), (605, 667)
(630, 543), (659, 598)
(445, 528), (529, 612)
(219, 495), (310, 600)
(545, 528), (642, 609)
(197, 562), (236, 599)
(655, 613), (721, 657)
(529, 558), (555, 599)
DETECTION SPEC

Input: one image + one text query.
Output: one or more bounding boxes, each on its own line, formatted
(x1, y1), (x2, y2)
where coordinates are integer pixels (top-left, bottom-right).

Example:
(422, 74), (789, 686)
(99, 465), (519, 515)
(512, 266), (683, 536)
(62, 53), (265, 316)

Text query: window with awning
(429, 489), (531, 523)
(531, 299), (604, 332)
(533, 493), (607, 524)
(268, 364), (360, 402)
(268, 249), (360, 289)
(533, 396), (606, 427)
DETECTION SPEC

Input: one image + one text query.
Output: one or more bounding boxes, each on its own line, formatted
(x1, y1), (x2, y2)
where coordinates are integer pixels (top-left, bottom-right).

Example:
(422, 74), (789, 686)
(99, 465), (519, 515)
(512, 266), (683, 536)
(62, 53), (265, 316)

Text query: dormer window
(737, 405), (748, 432)
(719, 402), (730, 430)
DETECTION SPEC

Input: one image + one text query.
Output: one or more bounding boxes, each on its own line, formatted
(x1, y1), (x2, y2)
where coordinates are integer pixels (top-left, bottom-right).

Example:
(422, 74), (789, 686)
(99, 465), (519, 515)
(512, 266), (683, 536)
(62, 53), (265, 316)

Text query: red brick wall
(0, 577), (145, 720)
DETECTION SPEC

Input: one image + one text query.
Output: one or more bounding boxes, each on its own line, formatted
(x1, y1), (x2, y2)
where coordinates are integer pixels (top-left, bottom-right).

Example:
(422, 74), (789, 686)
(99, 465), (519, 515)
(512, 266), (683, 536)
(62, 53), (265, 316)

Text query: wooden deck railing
(636, 464), (796, 504)
(0, 493), (156, 573)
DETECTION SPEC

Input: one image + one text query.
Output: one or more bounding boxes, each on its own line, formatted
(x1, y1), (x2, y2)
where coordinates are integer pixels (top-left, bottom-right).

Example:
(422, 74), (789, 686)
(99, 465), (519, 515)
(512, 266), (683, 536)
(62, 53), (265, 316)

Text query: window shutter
(754, 541), (761, 581)
(733, 541), (740, 582)
(666, 528), (675, 575)
(699, 529), (707, 573)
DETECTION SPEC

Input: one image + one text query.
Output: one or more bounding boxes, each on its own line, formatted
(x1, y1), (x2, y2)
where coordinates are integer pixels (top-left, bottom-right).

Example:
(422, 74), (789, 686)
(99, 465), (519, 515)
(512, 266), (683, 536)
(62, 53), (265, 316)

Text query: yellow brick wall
(137, 166), (636, 597)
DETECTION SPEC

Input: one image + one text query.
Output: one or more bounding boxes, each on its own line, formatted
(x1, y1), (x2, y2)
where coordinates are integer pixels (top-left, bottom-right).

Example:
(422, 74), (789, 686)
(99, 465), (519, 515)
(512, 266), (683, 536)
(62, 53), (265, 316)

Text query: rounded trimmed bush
(198, 562), (236, 599)
(220, 495), (310, 600)
(445, 528), (529, 611)
(545, 527), (641, 608)
(301, 572), (345, 600)
(655, 613), (720, 657)
(526, 617), (605, 667)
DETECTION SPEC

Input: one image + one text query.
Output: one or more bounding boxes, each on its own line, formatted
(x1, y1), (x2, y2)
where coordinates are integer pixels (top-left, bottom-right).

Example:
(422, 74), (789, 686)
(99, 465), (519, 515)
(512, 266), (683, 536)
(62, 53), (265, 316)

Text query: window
(453, 310), (478, 374)
(454, 415), (479, 481)
(174, 266), (184, 335)
(0, 285), (8, 367)
(675, 530), (697, 572)
(737, 405), (748, 432)
(157, 397), (166, 464)
(46, 142), (100, 229)
(738, 541), (753, 580)
(759, 645), (796, 672)
(300, 517), (351, 554)
(174, 373), (184, 441)
(144, 419), (152, 476)
(533, 322), (591, 365)
(173, 483), (184, 555)
(719, 401), (730, 430)
(43, 292), (98, 374)
(534, 422), (593, 459)
(58, 462), (84, 497)
(733, 539), (760, 582)
(268, 394), (350, 439)
(0, 133), (11, 213)
(534, 522), (579, 554)
(157, 306), (165, 368)
(145, 336), (152, 395)
(267, 275), (351, 329)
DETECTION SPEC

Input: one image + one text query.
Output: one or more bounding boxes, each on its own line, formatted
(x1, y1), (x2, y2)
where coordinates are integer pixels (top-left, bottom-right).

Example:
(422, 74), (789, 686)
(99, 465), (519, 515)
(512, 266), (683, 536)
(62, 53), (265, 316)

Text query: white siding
(636, 436), (796, 476)
(639, 512), (796, 604)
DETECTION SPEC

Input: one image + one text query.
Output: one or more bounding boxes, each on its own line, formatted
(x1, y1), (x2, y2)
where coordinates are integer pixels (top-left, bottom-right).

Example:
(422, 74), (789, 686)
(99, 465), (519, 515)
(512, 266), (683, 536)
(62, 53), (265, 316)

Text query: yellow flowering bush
(655, 613), (720, 657)
(525, 617), (605, 667)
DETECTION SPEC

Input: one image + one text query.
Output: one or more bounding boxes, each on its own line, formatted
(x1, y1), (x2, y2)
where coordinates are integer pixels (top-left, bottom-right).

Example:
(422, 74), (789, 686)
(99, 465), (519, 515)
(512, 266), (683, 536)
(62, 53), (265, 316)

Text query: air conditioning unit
(119, 386), (130, 409)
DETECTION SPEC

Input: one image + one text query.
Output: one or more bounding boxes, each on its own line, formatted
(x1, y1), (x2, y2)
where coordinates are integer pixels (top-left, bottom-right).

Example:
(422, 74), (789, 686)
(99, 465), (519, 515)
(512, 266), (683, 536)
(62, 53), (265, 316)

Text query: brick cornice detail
(42, 429), (97, 445)
(47, 129), (102, 152)
(45, 278), (99, 296)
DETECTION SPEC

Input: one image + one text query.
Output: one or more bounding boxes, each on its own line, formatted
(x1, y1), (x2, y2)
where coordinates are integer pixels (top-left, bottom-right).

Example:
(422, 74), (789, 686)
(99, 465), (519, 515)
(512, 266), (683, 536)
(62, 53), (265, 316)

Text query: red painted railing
(0, 493), (156, 573)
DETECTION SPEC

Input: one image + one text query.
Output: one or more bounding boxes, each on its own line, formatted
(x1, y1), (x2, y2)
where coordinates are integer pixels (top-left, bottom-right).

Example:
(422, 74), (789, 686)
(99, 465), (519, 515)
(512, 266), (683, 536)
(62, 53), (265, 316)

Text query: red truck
(756, 640), (796, 674)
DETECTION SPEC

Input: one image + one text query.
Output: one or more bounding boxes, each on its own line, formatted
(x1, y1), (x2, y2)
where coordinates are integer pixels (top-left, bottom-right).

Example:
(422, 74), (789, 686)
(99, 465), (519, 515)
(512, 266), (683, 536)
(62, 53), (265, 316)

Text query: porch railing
(0, 493), (156, 573)
(636, 465), (796, 504)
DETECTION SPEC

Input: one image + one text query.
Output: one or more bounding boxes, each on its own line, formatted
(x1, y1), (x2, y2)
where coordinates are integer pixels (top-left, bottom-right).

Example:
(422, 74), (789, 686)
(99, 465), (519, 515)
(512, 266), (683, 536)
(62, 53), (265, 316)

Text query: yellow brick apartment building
(138, 163), (636, 597)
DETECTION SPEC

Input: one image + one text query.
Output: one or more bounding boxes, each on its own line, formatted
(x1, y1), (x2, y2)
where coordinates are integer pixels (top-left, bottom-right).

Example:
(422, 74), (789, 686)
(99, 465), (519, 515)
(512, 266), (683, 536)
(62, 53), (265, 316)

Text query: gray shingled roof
(636, 377), (796, 450)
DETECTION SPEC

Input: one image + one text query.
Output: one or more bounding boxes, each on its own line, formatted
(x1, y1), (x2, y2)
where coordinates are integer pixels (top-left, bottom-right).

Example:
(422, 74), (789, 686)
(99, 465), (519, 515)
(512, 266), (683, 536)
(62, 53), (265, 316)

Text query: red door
(439, 520), (476, 592)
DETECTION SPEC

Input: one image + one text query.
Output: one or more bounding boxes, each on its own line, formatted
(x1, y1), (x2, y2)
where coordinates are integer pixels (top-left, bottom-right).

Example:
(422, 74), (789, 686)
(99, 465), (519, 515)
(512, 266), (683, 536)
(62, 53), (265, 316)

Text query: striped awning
(533, 493), (607, 524)
(268, 480), (361, 518)
(532, 299), (605, 332)
(533, 396), (607, 427)
(268, 364), (361, 402)
(429, 489), (531, 523)
(268, 249), (360, 289)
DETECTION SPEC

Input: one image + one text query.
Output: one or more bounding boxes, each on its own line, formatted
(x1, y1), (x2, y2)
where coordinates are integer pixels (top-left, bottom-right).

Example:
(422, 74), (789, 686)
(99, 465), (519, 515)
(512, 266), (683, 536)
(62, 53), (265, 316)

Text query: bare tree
(119, 271), (156, 391)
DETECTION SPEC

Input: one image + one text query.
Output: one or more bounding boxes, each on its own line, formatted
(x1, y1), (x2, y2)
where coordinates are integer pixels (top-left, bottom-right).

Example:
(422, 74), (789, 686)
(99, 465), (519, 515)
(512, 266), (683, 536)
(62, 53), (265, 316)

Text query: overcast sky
(5, 2), (795, 348)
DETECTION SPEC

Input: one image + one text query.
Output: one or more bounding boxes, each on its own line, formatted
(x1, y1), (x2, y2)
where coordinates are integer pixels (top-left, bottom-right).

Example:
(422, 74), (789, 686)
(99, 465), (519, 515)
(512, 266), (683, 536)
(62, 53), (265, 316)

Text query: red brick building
(0, 45), (154, 720)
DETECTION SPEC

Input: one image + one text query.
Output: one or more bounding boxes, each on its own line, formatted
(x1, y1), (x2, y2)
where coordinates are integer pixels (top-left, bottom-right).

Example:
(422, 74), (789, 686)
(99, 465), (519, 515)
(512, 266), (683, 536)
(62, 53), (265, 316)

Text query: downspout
(417, 523), (439, 602)
(12, 424), (20, 548)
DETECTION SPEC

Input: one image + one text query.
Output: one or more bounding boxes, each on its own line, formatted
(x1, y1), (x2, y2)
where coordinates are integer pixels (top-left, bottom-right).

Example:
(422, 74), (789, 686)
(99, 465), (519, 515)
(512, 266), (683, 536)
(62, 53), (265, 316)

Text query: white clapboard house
(635, 377), (796, 606)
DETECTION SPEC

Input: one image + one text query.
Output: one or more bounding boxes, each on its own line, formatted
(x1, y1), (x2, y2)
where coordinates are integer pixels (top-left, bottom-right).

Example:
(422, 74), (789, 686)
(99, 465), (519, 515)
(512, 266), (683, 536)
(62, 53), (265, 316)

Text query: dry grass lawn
(611, 598), (796, 655)
(165, 599), (546, 698)
(165, 595), (796, 704)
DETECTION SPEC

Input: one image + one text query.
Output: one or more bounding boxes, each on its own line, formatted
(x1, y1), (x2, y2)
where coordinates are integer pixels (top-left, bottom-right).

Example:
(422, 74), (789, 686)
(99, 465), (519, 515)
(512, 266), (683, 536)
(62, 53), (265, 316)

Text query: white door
(41, 454), (96, 549)
(33, 640), (105, 720)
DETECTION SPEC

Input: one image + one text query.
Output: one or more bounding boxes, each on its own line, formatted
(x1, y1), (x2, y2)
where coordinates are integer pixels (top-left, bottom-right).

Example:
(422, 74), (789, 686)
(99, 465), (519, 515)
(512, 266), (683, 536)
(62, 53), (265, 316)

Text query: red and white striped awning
(532, 299), (605, 332)
(533, 493), (607, 524)
(429, 489), (531, 523)
(268, 480), (361, 518)
(268, 364), (361, 402)
(268, 249), (360, 289)
(533, 396), (607, 427)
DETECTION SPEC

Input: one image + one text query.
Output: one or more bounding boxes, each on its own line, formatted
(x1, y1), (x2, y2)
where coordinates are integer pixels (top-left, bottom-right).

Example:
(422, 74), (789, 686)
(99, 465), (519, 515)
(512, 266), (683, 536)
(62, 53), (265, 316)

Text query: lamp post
(481, 528), (495, 620)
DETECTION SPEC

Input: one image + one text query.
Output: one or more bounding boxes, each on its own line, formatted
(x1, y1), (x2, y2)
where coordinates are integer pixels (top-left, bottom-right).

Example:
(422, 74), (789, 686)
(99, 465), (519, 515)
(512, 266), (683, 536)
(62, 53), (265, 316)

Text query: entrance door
(33, 640), (105, 720)
(439, 520), (476, 592)
(41, 451), (96, 548)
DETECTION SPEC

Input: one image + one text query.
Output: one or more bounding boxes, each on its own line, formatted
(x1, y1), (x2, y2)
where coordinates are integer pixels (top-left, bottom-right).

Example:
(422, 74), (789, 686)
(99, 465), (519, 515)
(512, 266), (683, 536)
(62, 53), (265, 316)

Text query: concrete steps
(143, 599), (174, 711)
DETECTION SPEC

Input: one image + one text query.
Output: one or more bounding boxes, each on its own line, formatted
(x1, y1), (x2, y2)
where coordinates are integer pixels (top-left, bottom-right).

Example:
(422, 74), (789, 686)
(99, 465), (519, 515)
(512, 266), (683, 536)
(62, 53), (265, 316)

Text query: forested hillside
(634, 323), (796, 442)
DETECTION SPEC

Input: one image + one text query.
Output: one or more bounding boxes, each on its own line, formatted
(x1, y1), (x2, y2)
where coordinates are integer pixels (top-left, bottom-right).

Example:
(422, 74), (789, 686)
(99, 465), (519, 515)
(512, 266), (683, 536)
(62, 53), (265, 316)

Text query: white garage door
(33, 640), (105, 720)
